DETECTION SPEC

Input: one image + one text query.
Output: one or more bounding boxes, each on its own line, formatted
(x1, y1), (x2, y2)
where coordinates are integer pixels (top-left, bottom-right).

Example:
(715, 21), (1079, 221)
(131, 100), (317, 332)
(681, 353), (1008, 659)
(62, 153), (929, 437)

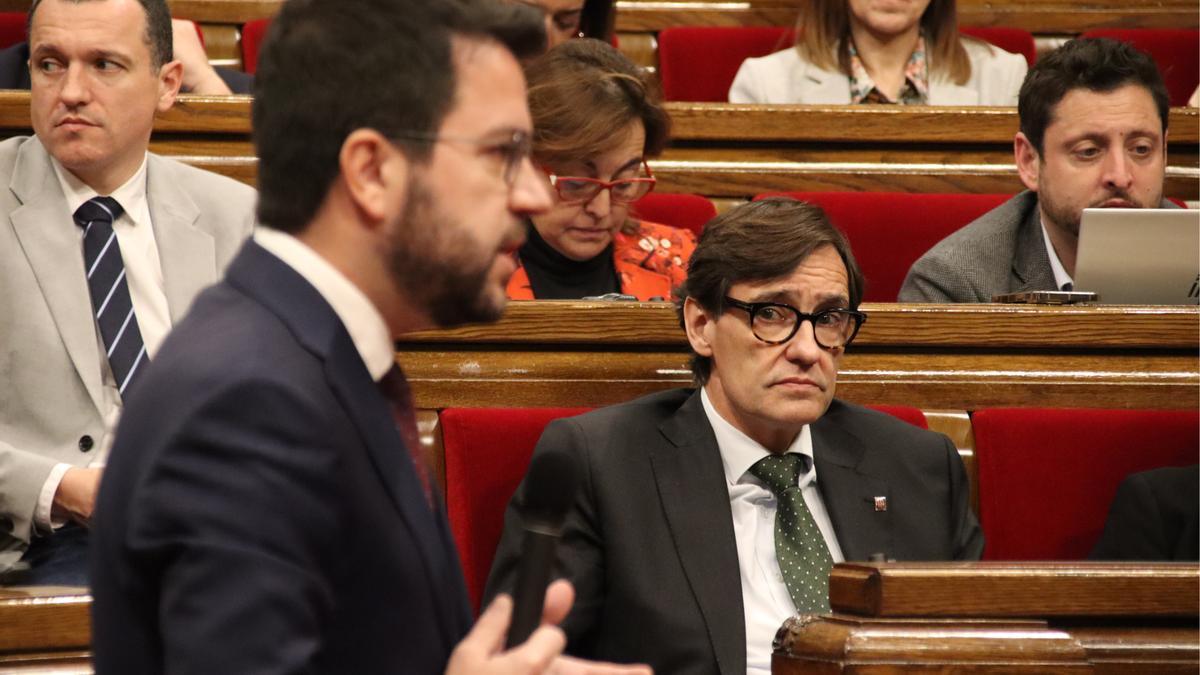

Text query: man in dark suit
(487, 198), (983, 675)
(899, 38), (1174, 302)
(1090, 465), (1199, 561)
(90, 1), (650, 673)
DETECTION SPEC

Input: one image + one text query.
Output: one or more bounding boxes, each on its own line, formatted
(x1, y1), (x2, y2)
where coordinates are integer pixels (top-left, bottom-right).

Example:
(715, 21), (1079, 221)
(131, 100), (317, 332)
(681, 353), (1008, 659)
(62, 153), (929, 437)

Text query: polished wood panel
(1, 93), (1194, 199)
(396, 302), (1200, 411)
(829, 562), (1200, 618)
(3, 0), (1190, 33)
(775, 562), (1200, 674)
(0, 587), (91, 672)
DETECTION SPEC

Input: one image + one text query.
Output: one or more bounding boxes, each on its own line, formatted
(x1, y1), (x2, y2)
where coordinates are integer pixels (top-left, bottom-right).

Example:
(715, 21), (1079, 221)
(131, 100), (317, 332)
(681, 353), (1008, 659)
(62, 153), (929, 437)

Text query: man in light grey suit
(900, 38), (1174, 303)
(0, 0), (254, 584)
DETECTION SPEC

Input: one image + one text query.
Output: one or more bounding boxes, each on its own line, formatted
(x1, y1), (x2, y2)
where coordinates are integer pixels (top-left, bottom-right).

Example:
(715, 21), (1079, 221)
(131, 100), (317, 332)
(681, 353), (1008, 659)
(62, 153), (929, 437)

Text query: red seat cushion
(442, 407), (591, 614)
(658, 26), (794, 102)
(0, 12), (26, 49)
(960, 26), (1036, 68)
(973, 408), (1200, 561)
(755, 192), (1011, 302)
(632, 192), (717, 237)
(1081, 29), (1200, 107)
(867, 405), (928, 429)
(241, 18), (272, 75)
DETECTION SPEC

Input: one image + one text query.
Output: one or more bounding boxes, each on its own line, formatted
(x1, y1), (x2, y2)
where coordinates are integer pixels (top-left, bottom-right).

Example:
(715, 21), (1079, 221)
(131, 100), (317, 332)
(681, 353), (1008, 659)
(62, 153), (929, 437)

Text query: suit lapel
(650, 391), (745, 675)
(1011, 200), (1058, 292)
(227, 243), (469, 641)
(811, 408), (891, 561)
(8, 137), (105, 415)
(323, 341), (470, 641)
(798, 62), (852, 104)
(145, 155), (216, 323)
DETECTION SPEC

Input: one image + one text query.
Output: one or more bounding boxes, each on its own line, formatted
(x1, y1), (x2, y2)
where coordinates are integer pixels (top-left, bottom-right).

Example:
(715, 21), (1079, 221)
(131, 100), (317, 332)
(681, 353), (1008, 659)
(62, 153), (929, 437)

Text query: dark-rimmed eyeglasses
(545, 160), (656, 204)
(723, 297), (867, 349)
(391, 130), (532, 185)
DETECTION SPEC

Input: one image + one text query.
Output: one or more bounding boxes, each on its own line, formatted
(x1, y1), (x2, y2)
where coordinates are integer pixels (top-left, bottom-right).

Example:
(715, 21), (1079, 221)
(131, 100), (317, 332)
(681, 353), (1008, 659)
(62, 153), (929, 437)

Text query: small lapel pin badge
(873, 496), (888, 512)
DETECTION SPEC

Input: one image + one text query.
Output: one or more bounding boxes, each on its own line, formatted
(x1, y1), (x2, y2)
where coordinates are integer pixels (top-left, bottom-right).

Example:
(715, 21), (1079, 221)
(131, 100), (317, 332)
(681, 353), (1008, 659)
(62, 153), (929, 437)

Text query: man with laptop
(899, 38), (1180, 303)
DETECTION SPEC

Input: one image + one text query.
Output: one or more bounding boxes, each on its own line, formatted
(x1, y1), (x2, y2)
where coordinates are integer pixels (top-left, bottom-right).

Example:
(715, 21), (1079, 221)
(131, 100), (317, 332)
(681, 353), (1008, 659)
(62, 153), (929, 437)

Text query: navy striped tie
(75, 196), (148, 397)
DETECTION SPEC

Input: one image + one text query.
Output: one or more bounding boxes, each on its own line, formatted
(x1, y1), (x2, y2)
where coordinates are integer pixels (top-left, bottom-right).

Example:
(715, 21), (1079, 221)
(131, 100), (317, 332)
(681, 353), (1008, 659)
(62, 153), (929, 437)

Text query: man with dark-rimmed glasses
(488, 196), (983, 675)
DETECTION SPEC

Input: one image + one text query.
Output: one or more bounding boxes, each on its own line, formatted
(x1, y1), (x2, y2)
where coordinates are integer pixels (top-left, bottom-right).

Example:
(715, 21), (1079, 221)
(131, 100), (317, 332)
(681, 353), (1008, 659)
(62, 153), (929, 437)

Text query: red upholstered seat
(658, 26), (793, 102)
(442, 403), (928, 613)
(1081, 29), (1200, 107)
(632, 192), (717, 237)
(973, 408), (1200, 561)
(442, 407), (591, 614)
(241, 18), (272, 75)
(658, 25), (1035, 102)
(755, 192), (1011, 302)
(959, 26), (1036, 68)
(0, 12), (26, 49)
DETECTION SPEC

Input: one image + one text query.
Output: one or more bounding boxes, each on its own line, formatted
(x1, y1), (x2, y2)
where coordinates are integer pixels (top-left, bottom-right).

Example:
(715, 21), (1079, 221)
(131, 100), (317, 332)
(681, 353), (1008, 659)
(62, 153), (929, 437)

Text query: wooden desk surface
(396, 302), (1200, 411)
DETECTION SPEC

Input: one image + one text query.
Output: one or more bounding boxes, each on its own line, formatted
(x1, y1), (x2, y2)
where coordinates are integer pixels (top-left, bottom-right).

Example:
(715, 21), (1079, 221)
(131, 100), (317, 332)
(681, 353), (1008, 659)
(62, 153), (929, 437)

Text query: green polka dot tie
(748, 454), (833, 613)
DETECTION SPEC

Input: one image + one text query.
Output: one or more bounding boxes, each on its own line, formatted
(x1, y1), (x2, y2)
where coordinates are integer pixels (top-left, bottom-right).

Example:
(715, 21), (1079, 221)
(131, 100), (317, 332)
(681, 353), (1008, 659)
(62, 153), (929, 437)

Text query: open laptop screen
(1074, 208), (1199, 305)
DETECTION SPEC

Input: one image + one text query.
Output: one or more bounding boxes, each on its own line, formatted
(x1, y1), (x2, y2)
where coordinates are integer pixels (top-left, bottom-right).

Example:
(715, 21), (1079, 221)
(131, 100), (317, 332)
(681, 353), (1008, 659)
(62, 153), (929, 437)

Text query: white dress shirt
(700, 388), (844, 675)
(36, 154), (172, 530)
(1040, 218), (1075, 291)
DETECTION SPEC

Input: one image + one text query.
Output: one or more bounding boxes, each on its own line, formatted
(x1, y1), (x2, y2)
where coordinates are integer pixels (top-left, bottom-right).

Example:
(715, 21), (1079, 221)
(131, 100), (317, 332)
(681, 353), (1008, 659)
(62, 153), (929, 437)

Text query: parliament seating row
(657, 26), (1200, 105)
(432, 403), (1199, 612)
(2, 91), (1195, 202)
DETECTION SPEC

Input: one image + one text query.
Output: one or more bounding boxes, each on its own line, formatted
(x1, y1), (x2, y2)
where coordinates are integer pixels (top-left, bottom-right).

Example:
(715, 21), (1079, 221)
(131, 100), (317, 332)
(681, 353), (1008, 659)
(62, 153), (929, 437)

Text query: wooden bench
(776, 561), (1200, 673)
(2, 92), (1194, 201)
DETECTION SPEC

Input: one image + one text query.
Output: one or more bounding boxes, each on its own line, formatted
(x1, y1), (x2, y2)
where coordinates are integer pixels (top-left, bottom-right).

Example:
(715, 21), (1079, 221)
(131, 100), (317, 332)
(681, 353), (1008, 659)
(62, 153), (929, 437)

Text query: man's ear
(156, 60), (183, 112)
(1013, 132), (1041, 193)
(338, 129), (407, 227)
(682, 297), (715, 358)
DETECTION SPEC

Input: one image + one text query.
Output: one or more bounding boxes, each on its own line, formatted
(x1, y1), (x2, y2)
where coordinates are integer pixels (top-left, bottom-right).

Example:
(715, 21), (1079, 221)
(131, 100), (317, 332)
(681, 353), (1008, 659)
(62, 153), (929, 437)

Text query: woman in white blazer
(729, 0), (1027, 106)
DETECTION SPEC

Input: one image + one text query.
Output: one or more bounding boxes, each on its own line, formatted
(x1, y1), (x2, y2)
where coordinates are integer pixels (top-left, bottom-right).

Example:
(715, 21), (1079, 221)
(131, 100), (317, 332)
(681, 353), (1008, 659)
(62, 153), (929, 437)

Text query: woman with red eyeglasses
(507, 39), (697, 301)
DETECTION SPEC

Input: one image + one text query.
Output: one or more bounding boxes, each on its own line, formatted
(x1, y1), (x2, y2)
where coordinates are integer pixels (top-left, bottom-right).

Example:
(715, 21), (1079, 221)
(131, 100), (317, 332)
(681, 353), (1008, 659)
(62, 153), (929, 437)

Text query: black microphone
(505, 448), (581, 649)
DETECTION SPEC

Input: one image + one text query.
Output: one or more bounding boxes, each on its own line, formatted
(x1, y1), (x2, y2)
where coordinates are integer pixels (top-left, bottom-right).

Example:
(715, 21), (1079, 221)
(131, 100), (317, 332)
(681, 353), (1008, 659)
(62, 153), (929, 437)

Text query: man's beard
(387, 175), (517, 328)
(1039, 186), (1147, 237)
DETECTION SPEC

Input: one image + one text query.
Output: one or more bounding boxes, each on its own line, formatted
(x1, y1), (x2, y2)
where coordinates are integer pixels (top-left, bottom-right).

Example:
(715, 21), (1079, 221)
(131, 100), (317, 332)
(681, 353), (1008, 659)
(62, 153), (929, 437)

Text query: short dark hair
(253, 0), (545, 234)
(677, 197), (864, 385)
(28, 0), (173, 70)
(1019, 37), (1169, 155)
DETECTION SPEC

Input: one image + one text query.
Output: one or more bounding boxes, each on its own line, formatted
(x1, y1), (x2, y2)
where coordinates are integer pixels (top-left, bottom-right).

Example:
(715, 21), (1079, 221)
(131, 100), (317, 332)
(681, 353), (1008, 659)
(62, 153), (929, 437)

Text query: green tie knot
(748, 453), (804, 496)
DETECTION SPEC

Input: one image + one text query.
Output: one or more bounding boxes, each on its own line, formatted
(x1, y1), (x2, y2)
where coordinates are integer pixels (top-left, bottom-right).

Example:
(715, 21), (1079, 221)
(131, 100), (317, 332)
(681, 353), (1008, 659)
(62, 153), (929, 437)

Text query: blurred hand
(51, 466), (103, 527)
(446, 579), (652, 675)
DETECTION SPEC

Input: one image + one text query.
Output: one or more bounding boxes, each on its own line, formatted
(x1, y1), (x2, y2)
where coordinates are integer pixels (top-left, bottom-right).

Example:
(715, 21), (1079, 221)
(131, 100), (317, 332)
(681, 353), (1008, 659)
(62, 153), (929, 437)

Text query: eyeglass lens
(753, 307), (859, 347)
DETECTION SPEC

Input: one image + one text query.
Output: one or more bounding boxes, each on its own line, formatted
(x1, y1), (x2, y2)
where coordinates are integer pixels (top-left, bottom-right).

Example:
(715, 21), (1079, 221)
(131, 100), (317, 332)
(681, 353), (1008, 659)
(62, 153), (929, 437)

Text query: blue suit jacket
(91, 241), (472, 673)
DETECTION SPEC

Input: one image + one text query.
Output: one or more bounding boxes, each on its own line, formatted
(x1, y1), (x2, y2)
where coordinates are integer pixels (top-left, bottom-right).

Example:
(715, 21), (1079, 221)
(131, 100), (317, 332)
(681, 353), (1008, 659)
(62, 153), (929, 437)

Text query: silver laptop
(1074, 208), (1200, 305)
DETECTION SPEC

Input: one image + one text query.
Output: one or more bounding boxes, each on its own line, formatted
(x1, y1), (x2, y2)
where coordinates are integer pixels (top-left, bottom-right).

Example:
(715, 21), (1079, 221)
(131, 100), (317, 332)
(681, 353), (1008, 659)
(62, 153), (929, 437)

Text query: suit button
(78, 435), (94, 452)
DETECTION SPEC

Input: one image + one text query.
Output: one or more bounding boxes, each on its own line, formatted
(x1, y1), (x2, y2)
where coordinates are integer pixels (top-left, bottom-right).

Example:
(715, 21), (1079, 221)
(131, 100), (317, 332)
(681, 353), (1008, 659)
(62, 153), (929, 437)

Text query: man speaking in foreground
(90, 0), (649, 673)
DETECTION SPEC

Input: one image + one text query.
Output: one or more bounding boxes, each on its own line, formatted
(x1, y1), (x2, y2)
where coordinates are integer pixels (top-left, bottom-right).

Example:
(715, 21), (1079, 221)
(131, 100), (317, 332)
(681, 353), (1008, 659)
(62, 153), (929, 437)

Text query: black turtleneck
(518, 221), (620, 300)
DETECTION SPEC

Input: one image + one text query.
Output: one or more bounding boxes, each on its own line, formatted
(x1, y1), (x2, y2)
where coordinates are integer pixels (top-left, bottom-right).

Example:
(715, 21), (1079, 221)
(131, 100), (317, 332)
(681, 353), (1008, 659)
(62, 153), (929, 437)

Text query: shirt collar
(701, 386), (815, 487)
(1039, 217), (1075, 291)
(253, 228), (395, 382)
(847, 33), (930, 105)
(51, 152), (149, 225)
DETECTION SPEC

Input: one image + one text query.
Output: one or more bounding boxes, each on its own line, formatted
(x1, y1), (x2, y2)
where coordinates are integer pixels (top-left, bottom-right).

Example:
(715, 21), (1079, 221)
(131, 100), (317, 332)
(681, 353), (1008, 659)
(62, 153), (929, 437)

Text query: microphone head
(520, 448), (581, 532)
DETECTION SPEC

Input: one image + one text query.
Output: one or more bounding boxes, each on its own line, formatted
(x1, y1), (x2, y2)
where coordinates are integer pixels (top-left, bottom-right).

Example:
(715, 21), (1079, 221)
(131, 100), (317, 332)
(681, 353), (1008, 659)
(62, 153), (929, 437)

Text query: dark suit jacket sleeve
(483, 417), (606, 651)
(1090, 466), (1200, 561)
(215, 66), (255, 95)
(944, 434), (985, 560)
(122, 379), (342, 674)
